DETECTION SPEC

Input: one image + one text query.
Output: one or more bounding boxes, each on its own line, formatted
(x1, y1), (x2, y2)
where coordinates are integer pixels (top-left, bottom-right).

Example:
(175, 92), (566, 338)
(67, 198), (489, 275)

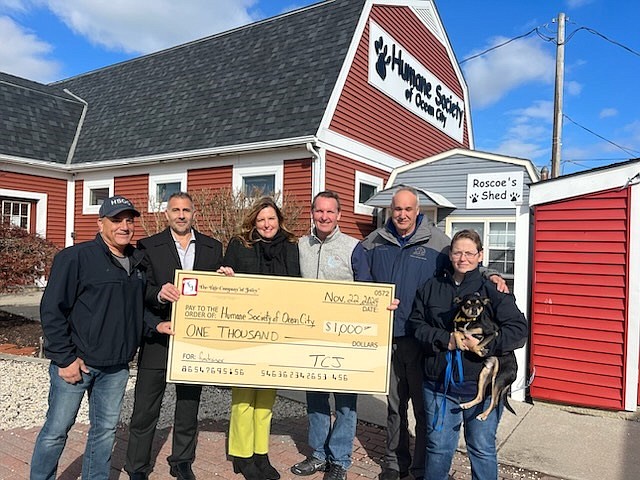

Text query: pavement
(2, 291), (640, 480)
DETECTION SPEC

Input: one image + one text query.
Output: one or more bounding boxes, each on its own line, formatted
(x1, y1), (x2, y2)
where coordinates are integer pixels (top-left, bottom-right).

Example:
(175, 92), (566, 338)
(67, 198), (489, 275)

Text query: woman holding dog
(409, 229), (527, 480)
(217, 196), (301, 480)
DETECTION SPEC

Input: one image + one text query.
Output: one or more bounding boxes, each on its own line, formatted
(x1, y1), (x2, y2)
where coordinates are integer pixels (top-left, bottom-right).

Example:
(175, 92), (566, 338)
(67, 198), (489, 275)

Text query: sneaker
(325, 463), (347, 480)
(379, 467), (400, 480)
(290, 457), (328, 476)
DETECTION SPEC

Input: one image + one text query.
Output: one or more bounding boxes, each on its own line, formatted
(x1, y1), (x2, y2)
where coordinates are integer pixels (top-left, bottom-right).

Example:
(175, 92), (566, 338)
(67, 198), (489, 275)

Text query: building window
(148, 172), (187, 211)
(156, 182), (181, 203)
(83, 179), (114, 215)
(354, 171), (384, 215)
(232, 160), (283, 201)
(448, 218), (516, 291)
(89, 188), (110, 206)
(2, 200), (30, 230)
(243, 174), (275, 197)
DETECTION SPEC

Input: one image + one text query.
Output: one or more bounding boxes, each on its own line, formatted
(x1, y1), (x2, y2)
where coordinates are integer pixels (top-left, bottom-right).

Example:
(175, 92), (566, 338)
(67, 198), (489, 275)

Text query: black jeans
(125, 368), (202, 474)
(383, 336), (426, 477)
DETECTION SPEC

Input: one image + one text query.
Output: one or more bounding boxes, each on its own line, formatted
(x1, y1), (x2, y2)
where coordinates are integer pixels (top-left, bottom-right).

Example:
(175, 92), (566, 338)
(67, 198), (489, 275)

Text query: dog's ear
(453, 296), (462, 305)
(482, 297), (491, 305)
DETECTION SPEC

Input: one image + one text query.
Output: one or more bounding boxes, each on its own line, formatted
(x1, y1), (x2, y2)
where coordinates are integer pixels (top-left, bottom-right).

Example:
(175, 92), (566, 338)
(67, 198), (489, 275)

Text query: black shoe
(291, 457), (328, 476)
(128, 474), (148, 480)
(379, 468), (400, 480)
(169, 461), (196, 480)
(400, 471), (409, 479)
(254, 453), (280, 480)
(232, 456), (264, 480)
(325, 463), (347, 480)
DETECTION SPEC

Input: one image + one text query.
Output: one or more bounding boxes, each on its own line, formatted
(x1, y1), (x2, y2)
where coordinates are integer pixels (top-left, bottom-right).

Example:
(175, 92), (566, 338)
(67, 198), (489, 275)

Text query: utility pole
(551, 12), (566, 178)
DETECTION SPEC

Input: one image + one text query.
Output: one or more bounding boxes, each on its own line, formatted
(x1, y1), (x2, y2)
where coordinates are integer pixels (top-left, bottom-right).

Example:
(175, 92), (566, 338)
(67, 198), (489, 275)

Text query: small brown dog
(452, 293), (517, 421)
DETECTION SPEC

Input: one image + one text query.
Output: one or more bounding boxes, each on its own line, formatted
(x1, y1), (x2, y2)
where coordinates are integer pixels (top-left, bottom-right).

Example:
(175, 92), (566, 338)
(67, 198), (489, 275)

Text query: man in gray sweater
(290, 191), (365, 480)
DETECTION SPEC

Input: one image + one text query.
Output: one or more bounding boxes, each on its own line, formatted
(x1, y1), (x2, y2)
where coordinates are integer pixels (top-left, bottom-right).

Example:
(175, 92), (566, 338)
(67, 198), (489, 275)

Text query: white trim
(232, 159), (284, 198)
(0, 188), (47, 238)
(354, 171), (384, 215)
(66, 179), (75, 247)
(318, 129), (404, 172)
(512, 203), (532, 402)
(148, 171), (187, 212)
(625, 183), (640, 411)
(82, 178), (114, 215)
(529, 161), (640, 206)
(1, 136), (316, 174)
(385, 148), (540, 188)
(317, 1), (373, 134)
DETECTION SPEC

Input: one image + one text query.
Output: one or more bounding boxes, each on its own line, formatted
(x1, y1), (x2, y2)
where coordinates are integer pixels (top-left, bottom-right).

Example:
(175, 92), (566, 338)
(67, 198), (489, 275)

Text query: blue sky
(1, 0), (639, 174)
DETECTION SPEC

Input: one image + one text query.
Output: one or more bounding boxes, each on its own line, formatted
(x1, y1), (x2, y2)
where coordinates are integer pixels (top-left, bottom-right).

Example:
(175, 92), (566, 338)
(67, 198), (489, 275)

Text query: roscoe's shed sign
(466, 172), (524, 209)
(368, 20), (465, 143)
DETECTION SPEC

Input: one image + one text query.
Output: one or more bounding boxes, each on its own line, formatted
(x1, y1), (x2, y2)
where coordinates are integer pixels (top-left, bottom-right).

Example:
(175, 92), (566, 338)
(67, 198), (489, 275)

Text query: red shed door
(530, 188), (630, 410)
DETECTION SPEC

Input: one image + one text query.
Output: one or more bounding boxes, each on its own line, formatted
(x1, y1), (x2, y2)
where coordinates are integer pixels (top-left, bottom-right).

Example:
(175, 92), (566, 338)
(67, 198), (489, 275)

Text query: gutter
(1, 136), (316, 174)
(306, 140), (323, 195)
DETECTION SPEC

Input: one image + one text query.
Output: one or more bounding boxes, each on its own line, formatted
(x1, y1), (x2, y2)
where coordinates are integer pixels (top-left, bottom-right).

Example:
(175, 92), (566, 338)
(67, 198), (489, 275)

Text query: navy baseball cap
(99, 195), (141, 218)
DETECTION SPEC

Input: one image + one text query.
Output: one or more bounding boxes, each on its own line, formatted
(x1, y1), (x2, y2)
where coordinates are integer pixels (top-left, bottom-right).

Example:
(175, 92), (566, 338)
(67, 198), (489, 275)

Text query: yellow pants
(228, 386), (277, 458)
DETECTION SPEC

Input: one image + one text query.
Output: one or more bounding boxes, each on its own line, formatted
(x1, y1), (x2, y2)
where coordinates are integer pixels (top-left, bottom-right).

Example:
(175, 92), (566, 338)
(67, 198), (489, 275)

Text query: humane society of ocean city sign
(368, 20), (465, 143)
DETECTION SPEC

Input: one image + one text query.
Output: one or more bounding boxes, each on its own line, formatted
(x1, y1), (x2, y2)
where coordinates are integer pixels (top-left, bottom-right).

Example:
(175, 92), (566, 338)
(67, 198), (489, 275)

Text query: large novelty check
(166, 270), (395, 394)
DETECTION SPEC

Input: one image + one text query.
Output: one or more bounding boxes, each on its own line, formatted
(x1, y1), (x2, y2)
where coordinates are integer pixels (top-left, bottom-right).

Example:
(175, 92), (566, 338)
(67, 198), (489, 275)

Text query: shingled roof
(40, 0), (365, 165)
(0, 72), (84, 164)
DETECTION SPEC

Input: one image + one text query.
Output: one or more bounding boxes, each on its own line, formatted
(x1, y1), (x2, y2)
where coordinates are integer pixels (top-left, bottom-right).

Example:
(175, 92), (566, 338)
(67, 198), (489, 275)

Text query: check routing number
(166, 270), (395, 394)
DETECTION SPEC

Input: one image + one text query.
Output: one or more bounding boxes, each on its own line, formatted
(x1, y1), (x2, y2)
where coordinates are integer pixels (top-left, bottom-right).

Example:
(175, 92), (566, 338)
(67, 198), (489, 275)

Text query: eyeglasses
(451, 251), (480, 259)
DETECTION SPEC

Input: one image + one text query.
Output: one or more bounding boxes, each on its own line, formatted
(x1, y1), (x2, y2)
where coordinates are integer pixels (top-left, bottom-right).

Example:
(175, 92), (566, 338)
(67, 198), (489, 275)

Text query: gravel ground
(0, 357), (307, 430)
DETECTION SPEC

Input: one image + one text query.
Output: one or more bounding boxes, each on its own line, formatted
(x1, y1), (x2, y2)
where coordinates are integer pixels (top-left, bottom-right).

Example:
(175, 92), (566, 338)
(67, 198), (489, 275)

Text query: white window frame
(2, 199), (31, 231)
(232, 161), (283, 199)
(82, 179), (114, 215)
(0, 189), (47, 237)
(354, 171), (384, 215)
(445, 215), (517, 281)
(148, 172), (187, 212)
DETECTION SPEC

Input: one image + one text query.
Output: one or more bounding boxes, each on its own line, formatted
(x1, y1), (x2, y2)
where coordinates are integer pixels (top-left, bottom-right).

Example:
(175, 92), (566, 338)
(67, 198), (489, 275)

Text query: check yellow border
(166, 270), (394, 394)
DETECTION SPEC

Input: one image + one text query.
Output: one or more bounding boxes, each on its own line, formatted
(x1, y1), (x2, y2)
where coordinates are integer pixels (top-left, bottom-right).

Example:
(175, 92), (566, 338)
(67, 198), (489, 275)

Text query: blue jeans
(306, 391), (357, 469)
(423, 381), (503, 480)
(30, 363), (129, 480)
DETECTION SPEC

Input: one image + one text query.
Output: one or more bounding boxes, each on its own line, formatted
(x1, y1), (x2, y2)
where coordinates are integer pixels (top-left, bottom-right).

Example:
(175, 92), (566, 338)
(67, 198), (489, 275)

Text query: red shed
(527, 159), (640, 411)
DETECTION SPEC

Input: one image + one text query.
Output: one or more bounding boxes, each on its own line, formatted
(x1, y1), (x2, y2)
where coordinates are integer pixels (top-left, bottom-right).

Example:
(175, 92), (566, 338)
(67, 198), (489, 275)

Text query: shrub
(137, 188), (307, 248)
(0, 222), (59, 292)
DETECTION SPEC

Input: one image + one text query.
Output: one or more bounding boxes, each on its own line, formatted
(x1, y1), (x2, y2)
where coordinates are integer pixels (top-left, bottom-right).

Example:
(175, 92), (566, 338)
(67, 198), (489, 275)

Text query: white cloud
(462, 36), (555, 109)
(0, 15), (61, 82)
(44, 0), (259, 54)
(494, 138), (549, 162)
(599, 108), (618, 118)
(566, 0), (594, 8)
(510, 100), (554, 123)
(565, 80), (582, 96)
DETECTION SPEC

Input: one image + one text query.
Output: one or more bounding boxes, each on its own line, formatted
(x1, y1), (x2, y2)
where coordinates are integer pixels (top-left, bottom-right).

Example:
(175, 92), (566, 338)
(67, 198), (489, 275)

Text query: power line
(459, 27), (542, 64)
(563, 114), (640, 157)
(566, 26), (640, 57)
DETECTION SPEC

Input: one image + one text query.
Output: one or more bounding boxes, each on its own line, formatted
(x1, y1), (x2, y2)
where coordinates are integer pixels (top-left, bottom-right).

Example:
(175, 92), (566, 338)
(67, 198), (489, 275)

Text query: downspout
(63, 88), (88, 166)
(306, 141), (323, 198)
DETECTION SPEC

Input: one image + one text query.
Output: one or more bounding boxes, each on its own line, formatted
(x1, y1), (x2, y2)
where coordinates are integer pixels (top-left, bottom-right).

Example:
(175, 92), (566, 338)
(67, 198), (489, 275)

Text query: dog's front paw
(471, 346), (489, 357)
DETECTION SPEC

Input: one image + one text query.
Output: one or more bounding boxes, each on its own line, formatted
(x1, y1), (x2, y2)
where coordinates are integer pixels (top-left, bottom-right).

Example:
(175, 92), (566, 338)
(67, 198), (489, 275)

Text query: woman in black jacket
(409, 229), (527, 480)
(219, 196), (300, 480)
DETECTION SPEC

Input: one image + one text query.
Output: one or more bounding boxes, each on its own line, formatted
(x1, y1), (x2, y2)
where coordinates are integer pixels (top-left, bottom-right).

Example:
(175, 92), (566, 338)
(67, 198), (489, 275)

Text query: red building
(0, 0), (471, 246)
(527, 159), (640, 411)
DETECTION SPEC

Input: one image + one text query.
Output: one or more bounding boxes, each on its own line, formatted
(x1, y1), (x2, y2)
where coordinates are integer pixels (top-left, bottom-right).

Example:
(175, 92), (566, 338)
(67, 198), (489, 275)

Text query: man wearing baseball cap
(31, 195), (149, 480)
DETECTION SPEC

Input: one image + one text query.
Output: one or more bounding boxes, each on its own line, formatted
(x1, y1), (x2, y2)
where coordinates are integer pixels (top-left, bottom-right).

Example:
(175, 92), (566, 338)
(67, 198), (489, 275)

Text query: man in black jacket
(31, 195), (146, 480)
(125, 192), (223, 480)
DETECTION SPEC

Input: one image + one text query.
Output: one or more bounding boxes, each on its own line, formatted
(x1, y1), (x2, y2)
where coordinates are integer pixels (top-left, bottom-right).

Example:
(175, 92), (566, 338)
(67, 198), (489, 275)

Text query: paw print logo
(375, 37), (390, 80)
(470, 193), (479, 203)
(510, 192), (521, 202)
